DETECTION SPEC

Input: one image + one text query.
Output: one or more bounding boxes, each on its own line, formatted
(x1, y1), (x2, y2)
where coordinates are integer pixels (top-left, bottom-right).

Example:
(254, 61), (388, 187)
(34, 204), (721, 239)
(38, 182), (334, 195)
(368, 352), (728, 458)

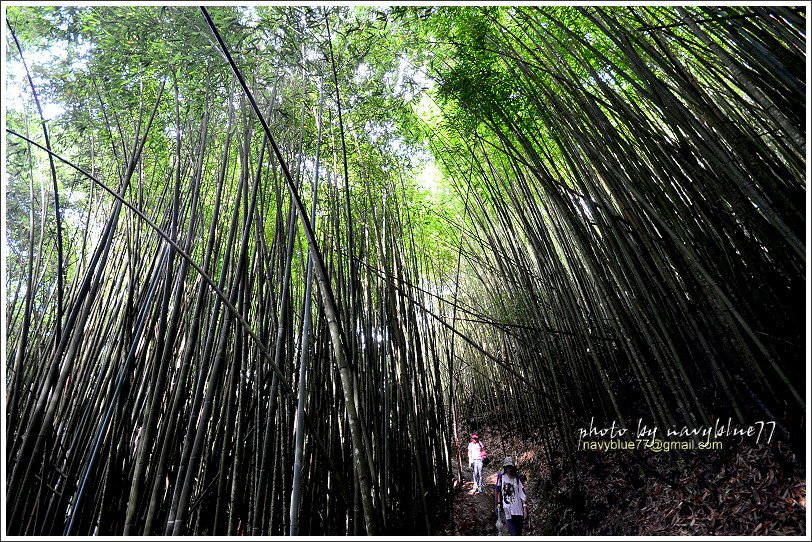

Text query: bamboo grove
(3, 5), (807, 536)
(408, 5), (807, 480)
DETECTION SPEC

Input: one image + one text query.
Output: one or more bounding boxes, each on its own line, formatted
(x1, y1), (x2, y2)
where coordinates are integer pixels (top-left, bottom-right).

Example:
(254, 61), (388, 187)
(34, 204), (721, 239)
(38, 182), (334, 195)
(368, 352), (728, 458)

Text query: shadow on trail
(448, 467), (541, 536)
(451, 477), (498, 536)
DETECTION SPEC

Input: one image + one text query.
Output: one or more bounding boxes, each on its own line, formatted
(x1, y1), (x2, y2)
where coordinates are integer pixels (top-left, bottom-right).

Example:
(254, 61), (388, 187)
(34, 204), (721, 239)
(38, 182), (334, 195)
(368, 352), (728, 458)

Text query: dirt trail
(438, 426), (805, 536)
(448, 464), (541, 536)
(437, 427), (552, 536)
(450, 473), (498, 536)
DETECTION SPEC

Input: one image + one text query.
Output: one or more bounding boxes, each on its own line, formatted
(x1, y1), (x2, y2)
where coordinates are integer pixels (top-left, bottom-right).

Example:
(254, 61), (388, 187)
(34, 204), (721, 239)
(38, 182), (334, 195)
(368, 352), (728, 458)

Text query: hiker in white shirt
(495, 456), (528, 535)
(466, 434), (487, 493)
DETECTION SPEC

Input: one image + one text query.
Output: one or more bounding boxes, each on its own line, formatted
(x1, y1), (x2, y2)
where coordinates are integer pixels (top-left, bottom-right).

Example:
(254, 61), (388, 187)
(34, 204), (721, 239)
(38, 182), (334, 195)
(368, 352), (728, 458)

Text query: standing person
(495, 457), (528, 535)
(467, 434), (486, 493)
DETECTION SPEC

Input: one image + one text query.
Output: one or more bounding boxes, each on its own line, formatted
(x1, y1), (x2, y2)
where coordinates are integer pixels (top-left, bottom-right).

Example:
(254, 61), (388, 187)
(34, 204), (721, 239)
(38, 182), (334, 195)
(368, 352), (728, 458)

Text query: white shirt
(498, 472), (526, 516)
(467, 442), (483, 463)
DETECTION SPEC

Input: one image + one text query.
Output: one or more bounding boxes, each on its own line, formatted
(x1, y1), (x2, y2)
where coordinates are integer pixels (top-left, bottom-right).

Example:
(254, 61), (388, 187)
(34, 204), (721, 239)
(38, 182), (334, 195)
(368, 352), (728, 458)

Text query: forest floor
(436, 428), (548, 536)
(435, 427), (806, 536)
(445, 470), (544, 536)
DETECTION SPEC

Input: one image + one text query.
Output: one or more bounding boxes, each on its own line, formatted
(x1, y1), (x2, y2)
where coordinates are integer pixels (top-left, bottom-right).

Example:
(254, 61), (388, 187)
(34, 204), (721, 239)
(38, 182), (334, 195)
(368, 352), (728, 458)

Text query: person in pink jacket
(467, 434), (487, 492)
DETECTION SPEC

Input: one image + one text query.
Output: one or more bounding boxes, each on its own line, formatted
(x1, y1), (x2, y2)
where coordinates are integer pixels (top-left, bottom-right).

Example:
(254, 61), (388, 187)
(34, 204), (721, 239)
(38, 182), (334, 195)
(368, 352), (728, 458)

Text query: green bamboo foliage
(6, 6), (453, 535)
(413, 5), (805, 468)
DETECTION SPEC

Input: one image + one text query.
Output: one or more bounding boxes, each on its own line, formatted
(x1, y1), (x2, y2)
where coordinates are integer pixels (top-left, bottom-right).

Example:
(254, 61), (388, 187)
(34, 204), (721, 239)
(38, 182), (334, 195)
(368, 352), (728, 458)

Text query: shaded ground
(448, 478), (499, 536)
(446, 468), (543, 536)
(436, 429), (544, 536)
(435, 427), (805, 536)
(552, 441), (806, 536)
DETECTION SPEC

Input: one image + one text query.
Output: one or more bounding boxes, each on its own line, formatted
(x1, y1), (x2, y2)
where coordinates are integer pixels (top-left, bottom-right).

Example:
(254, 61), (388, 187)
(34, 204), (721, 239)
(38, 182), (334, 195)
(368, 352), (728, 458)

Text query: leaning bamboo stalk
(200, 8), (378, 534)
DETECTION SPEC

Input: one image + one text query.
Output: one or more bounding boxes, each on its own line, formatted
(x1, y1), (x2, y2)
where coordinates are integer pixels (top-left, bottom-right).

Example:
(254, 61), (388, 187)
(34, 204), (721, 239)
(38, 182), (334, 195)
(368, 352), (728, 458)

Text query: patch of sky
(364, 120), (396, 145)
(238, 6), (260, 28)
(391, 55), (433, 103)
(305, 47), (321, 63)
(354, 62), (372, 84)
(6, 38), (92, 121)
(417, 161), (441, 193)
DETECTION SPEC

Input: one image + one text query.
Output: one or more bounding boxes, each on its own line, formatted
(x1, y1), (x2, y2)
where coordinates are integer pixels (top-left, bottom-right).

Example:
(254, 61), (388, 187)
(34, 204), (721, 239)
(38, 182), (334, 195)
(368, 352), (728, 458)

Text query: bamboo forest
(2, 3), (808, 537)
